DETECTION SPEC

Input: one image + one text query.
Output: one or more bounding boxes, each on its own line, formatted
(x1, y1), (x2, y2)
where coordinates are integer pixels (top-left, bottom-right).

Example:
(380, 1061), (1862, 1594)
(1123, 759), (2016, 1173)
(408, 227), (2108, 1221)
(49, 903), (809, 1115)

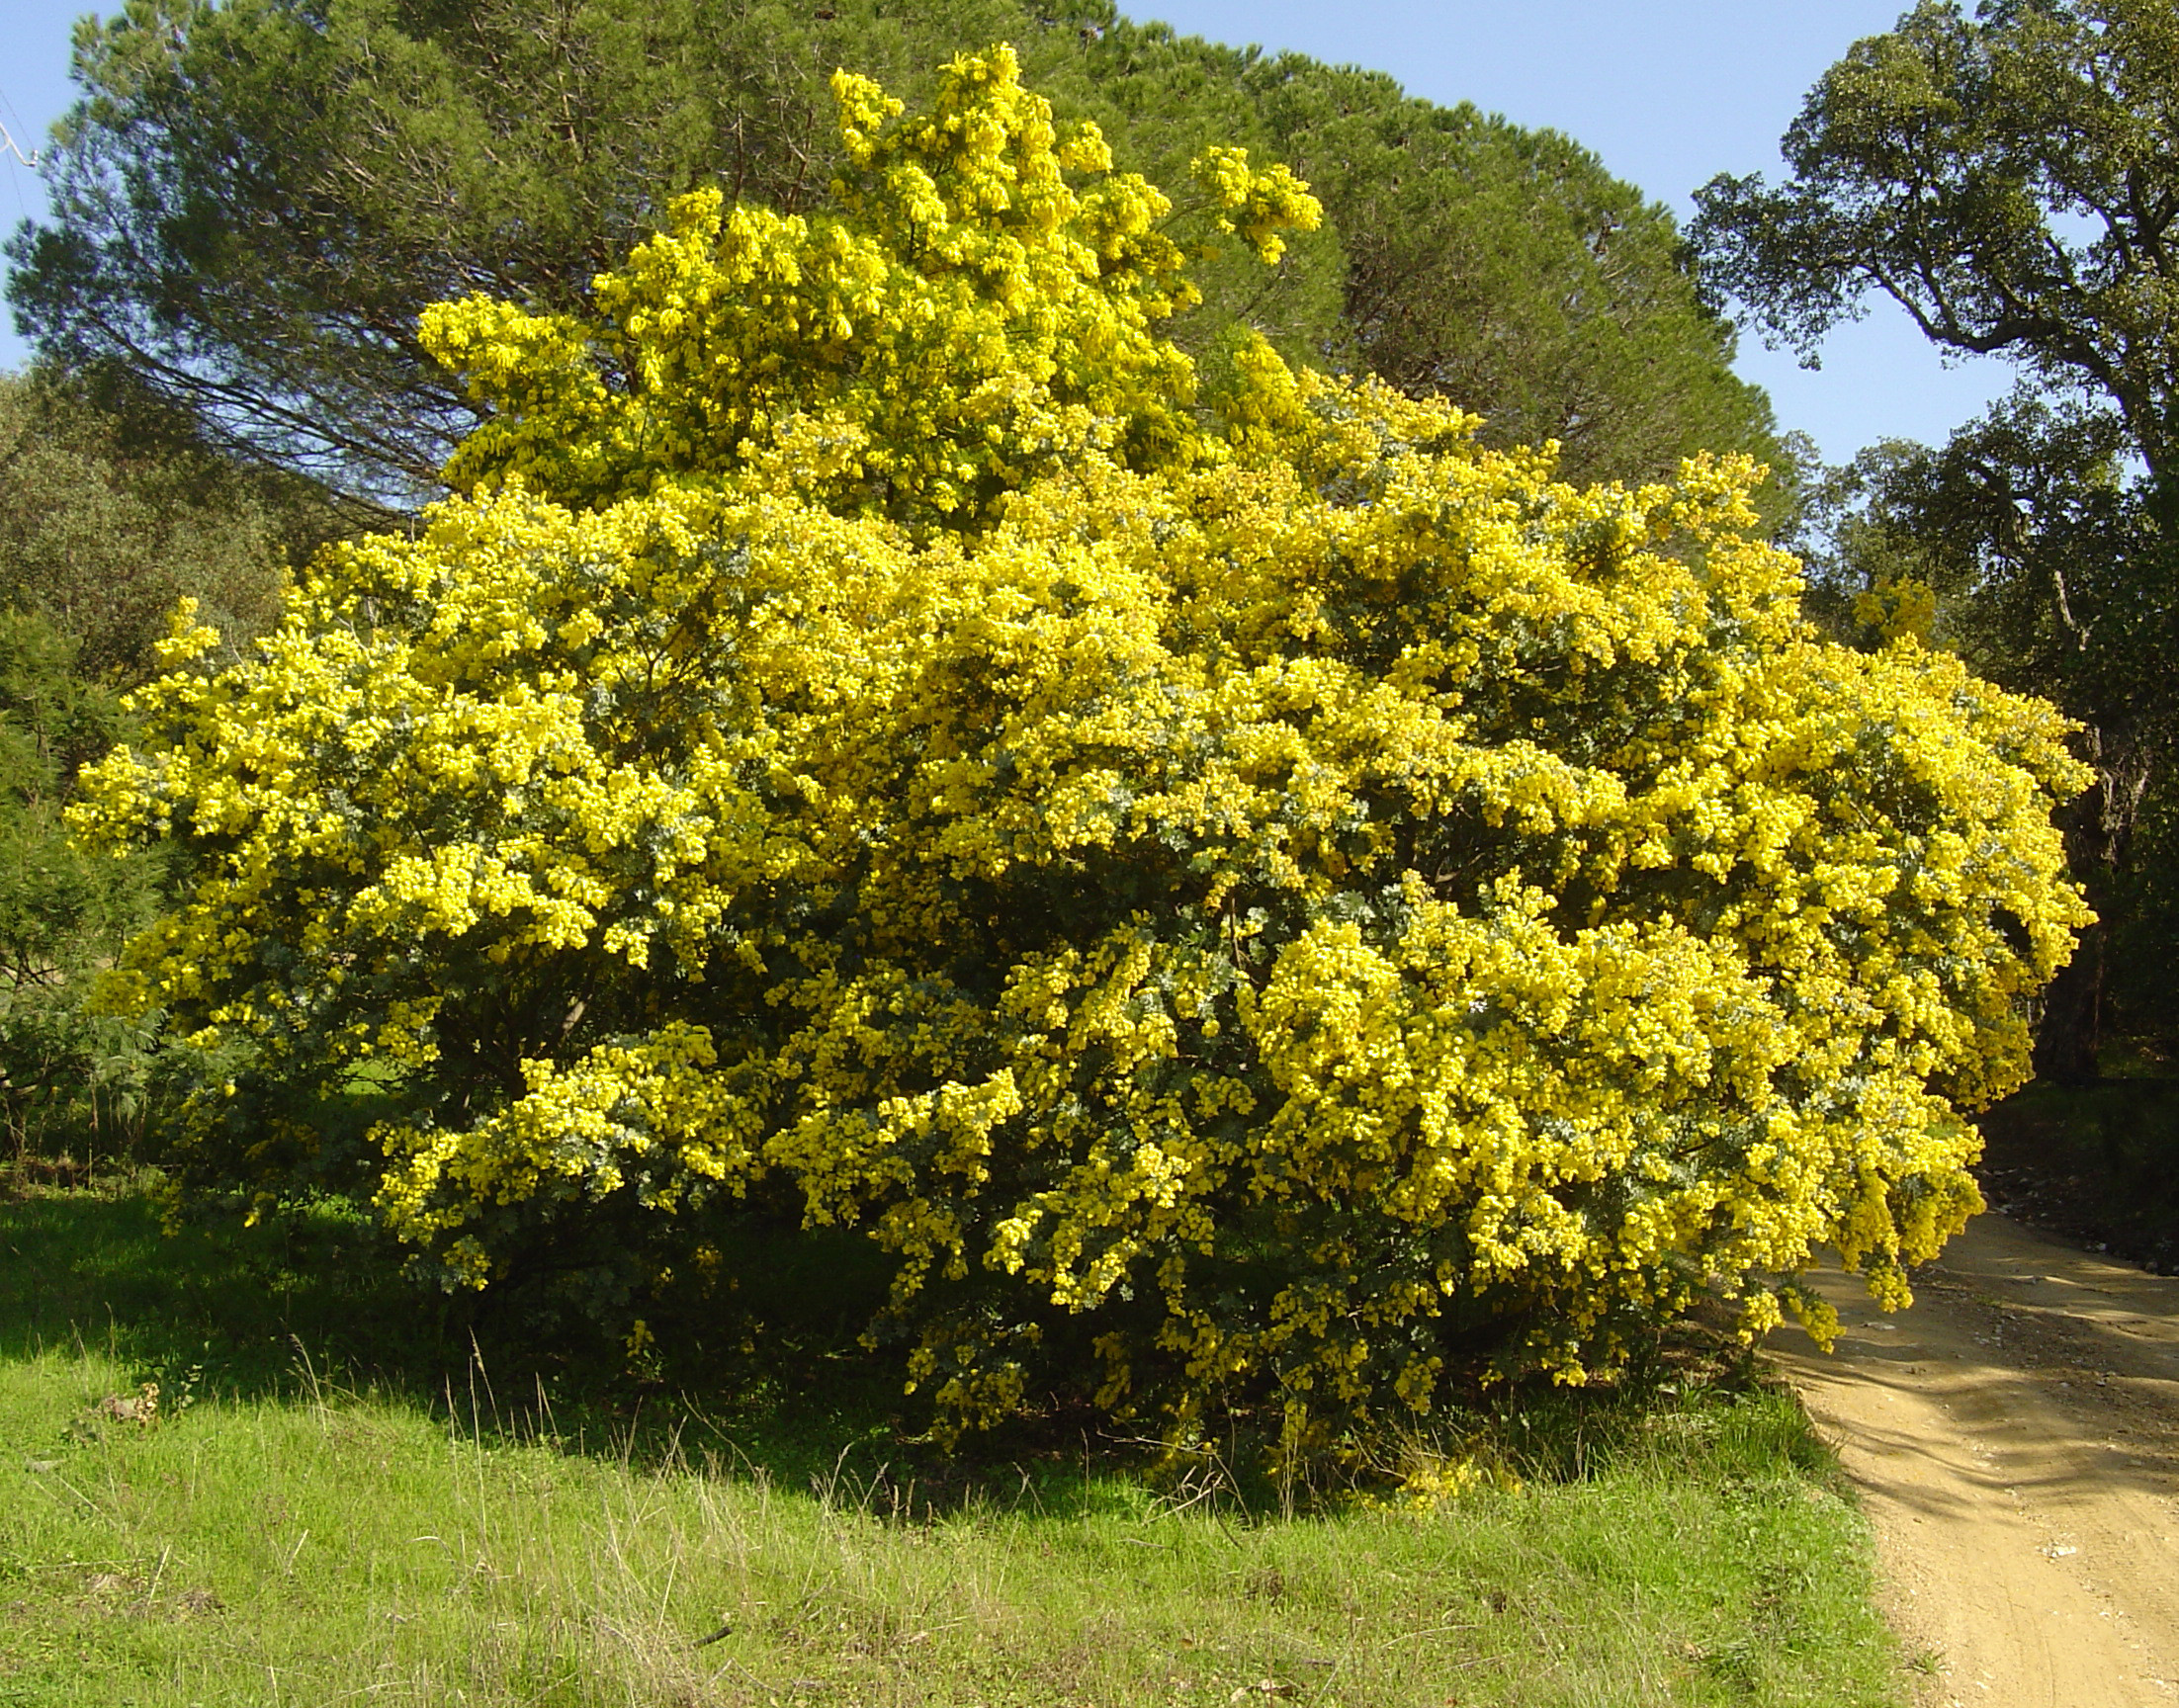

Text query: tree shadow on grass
(0, 1178), (1809, 1523)
(2, 1180), (464, 1393)
(0, 1178), (927, 1494)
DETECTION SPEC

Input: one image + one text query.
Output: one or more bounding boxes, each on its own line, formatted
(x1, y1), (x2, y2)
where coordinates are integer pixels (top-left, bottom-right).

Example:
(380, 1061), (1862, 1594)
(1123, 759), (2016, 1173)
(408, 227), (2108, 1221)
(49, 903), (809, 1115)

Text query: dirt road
(1766, 1211), (2179, 1706)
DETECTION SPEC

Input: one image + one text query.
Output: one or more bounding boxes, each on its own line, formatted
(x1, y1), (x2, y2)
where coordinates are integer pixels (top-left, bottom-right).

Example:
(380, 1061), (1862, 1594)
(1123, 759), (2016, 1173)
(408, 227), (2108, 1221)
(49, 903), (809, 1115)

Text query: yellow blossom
(69, 47), (2089, 1452)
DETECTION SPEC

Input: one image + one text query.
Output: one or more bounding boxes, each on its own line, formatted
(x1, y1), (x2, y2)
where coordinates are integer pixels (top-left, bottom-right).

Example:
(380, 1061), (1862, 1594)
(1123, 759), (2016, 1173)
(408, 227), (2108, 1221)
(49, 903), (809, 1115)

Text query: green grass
(0, 1182), (1910, 1707)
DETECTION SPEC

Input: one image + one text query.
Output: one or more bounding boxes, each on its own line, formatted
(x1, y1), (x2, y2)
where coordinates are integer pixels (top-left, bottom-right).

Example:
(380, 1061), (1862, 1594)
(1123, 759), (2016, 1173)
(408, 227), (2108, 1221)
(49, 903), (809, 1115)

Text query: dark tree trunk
(2033, 728), (2151, 1086)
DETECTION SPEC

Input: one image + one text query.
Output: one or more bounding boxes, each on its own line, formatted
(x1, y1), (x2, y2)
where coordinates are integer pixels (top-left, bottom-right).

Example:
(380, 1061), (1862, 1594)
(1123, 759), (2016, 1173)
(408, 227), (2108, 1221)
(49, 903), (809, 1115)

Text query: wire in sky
(0, 83), (42, 224)
(0, 119), (40, 168)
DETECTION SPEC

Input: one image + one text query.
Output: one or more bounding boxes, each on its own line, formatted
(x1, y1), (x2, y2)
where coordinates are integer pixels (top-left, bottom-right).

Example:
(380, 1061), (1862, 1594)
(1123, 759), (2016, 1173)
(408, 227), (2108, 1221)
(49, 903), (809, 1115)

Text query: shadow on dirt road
(1768, 1211), (2179, 1707)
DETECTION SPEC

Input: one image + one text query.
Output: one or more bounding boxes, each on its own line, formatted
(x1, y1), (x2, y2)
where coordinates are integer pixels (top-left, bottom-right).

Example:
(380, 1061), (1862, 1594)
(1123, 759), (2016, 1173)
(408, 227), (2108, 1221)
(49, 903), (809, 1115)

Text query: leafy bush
(0, 368), (329, 683)
(0, 368), (343, 1174)
(72, 50), (2090, 1454)
(0, 610), (166, 1168)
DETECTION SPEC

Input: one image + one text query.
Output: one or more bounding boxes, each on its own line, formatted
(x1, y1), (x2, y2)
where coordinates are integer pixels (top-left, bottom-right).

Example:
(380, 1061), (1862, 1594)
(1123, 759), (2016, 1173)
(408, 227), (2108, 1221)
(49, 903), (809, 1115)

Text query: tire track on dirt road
(1766, 1211), (2179, 1707)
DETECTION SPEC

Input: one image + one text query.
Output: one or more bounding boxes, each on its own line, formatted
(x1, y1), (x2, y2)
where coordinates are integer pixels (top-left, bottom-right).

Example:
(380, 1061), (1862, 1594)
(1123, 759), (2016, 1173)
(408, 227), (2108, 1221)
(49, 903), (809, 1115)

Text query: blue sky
(0, 0), (2015, 466)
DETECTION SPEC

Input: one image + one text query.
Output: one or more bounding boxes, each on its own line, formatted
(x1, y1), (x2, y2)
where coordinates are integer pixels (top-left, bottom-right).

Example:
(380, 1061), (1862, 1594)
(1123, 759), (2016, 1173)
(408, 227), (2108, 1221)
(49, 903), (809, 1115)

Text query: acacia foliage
(73, 52), (2089, 1448)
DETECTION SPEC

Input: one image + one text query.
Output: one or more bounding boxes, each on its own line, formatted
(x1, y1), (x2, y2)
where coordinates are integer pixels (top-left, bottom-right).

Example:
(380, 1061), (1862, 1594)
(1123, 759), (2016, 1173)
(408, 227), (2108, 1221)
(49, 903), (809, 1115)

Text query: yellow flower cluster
(421, 45), (1317, 529)
(70, 48), (2089, 1452)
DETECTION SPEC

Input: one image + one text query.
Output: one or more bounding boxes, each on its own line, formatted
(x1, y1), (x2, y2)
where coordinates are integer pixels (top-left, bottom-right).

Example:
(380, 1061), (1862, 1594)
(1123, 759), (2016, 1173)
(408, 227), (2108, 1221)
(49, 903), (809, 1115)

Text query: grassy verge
(0, 1183), (1908, 1707)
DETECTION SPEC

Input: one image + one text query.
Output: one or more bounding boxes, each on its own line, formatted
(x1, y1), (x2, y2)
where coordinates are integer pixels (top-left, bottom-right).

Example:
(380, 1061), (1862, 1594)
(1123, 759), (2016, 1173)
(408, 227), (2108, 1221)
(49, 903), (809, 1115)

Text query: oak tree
(1692, 0), (2179, 1078)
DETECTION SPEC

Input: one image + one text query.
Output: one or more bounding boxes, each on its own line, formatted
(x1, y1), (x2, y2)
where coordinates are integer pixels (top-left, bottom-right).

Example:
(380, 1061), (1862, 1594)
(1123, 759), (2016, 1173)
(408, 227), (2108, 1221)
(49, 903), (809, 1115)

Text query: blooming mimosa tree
(74, 48), (2090, 1454)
